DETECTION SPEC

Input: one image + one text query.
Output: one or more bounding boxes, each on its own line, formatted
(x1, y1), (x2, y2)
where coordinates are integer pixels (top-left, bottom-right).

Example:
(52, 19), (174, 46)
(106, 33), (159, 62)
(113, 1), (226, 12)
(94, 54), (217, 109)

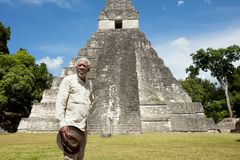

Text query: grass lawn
(0, 132), (239, 160)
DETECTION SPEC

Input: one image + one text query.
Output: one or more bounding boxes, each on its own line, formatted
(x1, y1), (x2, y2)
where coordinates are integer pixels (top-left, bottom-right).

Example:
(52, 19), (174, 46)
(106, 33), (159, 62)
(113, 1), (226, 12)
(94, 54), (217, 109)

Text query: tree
(186, 45), (240, 118)
(229, 66), (240, 93)
(0, 22), (11, 54)
(204, 100), (229, 123)
(229, 66), (240, 117)
(0, 22), (53, 132)
(0, 49), (53, 132)
(180, 77), (227, 122)
(180, 77), (217, 104)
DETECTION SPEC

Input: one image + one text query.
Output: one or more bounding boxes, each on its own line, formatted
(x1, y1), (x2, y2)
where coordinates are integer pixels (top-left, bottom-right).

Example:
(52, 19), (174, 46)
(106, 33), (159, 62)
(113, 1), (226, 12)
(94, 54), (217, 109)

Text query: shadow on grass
(235, 139), (240, 143)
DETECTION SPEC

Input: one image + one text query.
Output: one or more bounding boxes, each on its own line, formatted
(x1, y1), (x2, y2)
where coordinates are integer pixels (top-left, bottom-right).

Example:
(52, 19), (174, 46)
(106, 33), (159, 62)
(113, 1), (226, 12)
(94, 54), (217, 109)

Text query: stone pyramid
(18, 0), (216, 133)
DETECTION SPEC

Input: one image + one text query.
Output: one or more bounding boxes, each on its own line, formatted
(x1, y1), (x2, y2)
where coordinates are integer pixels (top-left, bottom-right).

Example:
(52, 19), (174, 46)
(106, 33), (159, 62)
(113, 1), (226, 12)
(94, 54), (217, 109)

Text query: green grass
(0, 132), (239, 160)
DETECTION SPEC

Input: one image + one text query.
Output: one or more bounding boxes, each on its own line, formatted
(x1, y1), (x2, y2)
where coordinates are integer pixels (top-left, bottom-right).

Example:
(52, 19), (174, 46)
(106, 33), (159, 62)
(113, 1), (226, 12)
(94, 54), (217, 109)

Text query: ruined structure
(18, 0), (215, 133)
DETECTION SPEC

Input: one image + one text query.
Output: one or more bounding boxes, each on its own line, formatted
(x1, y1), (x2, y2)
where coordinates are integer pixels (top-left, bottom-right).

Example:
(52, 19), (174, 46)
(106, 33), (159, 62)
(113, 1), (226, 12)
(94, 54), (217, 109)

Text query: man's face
(76, 60), (89, 77)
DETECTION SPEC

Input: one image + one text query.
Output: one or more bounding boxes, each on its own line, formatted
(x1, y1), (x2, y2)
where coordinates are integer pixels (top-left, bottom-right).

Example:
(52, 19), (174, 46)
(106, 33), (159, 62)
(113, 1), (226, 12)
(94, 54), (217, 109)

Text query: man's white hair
(76, 57), (91, 68)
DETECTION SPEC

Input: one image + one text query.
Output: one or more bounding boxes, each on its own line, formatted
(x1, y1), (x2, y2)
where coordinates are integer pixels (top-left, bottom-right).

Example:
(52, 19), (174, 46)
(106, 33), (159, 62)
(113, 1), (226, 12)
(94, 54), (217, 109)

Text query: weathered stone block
(235, 120), (240, 133)
(216, 118), (240, 133)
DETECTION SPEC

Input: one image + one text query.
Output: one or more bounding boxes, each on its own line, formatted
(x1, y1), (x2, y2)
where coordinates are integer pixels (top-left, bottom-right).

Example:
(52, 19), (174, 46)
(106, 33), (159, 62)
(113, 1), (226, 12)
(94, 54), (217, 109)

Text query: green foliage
(229, 66), (240, 93)
(0, 22), (53, 132)
(232, 92), (240, 117)
(0, 22), (11, 54)
(181, 78), (212, 103)
(187, 45), (240, 83)
(0, 49), (53, 132)
(186, 45), (240, 118)
(229, 66), (240, 117)
(180, 77), (228, 122)
(204, 100), (229, 123)
(31, 63), (53, 103)
(14, 48), (35, 67)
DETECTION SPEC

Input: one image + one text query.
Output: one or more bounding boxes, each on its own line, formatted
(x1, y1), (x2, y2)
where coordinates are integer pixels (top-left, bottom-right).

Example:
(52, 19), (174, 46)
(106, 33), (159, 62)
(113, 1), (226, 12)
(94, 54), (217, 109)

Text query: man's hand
(60, 126), (70, 140)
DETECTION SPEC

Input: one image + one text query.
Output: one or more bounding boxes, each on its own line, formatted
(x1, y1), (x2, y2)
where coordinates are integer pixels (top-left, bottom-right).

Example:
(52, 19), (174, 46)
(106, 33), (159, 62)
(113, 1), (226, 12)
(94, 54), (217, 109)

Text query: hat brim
(57, 126), (85, 154)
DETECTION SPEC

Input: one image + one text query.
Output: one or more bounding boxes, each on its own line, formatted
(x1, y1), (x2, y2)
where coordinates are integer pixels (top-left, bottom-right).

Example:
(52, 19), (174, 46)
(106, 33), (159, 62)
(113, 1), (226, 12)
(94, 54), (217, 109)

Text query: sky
(0, 0), (240, 81)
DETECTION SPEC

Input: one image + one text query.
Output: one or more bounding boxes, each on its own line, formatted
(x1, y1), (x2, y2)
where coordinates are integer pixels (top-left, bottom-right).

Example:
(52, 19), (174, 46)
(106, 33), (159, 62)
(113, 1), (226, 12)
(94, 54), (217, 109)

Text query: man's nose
(79, 65), (85, 69)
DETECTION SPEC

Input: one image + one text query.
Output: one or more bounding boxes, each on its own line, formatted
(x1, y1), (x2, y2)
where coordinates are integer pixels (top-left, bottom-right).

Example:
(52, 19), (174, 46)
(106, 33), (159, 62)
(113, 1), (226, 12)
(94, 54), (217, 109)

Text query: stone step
(167, 102), (205, 114)
(78, 48), (101, 60)
(29, 102), (56, 118)
(140, 104), (169, 119)
(18, 117), (59, 132)
(141, 121), (171, 132)
(140, 104), (171, 132)
(170, 115), (212, 132)
(41, 89), (59, 102)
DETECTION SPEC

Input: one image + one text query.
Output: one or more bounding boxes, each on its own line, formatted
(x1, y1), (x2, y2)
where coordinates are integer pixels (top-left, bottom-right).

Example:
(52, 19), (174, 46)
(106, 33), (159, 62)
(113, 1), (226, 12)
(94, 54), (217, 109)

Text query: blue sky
(0, 0), (240, 80)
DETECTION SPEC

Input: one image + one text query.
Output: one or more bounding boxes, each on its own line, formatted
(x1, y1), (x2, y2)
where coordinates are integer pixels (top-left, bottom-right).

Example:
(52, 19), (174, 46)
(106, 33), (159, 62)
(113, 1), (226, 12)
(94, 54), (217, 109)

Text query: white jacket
(55, 74), (93, 131)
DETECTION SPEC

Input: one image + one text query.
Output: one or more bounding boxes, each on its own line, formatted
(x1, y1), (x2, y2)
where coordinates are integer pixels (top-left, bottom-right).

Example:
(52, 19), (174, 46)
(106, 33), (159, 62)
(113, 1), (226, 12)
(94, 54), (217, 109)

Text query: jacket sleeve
(55, 77), (70, 128)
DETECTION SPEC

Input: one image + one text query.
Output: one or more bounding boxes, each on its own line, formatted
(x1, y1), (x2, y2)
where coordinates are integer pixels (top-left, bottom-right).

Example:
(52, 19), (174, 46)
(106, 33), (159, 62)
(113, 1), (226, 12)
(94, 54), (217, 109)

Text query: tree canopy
(0, 22), (11, 54)
(0, 21), (54, 132)
(187, 45), (240, 82)
(184, 45), (240, 121)
(229, 66), (240, 117)
(0, 49), (53, 132)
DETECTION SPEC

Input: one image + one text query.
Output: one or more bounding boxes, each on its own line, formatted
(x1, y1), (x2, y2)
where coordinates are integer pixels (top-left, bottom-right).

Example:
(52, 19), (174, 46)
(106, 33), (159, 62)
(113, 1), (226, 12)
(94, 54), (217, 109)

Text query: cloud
(37, 56), (64, 76)
(154, 28), (240, 80)
(37, 56), (63, 69)
(0, 0), (82, 8)
(191, 28), (240, 50)
(171, 37), (190, 52)
(34, 43), (78, 76)
(177, 1), (184, 7)
(155, 39), (192, 80)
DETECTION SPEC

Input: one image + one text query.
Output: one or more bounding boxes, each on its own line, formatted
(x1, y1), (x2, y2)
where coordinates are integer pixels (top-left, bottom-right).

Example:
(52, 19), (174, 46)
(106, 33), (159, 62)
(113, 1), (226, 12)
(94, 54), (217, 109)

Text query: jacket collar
(76, 74), (88, 85)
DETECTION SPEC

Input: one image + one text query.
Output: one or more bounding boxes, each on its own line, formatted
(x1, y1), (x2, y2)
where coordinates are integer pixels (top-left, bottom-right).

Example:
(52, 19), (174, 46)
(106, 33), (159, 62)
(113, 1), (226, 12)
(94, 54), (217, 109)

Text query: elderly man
(55, 57), (93, 160)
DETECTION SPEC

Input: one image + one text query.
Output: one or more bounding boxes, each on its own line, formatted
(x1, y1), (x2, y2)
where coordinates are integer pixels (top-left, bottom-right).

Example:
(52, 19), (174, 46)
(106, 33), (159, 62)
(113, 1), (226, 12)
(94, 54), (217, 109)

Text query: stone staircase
(18, 79), (60, 132)
(168, 102), (216, 132)
(18, 102), (59, 132)
(140, 104), (170, 132)
(140, 102), (216, 132)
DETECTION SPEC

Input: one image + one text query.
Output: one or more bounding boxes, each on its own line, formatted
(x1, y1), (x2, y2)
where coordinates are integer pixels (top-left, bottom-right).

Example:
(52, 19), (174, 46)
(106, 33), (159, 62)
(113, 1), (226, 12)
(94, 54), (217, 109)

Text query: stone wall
(99, 0), (138, 20)
(98, 0), (139, 30)
(98, 19), (139, 30)
(140, 104), (170, 132)
(134, 32), (192, 104)
(85, 30), (142, 134)
(140, 103), (216, 132)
